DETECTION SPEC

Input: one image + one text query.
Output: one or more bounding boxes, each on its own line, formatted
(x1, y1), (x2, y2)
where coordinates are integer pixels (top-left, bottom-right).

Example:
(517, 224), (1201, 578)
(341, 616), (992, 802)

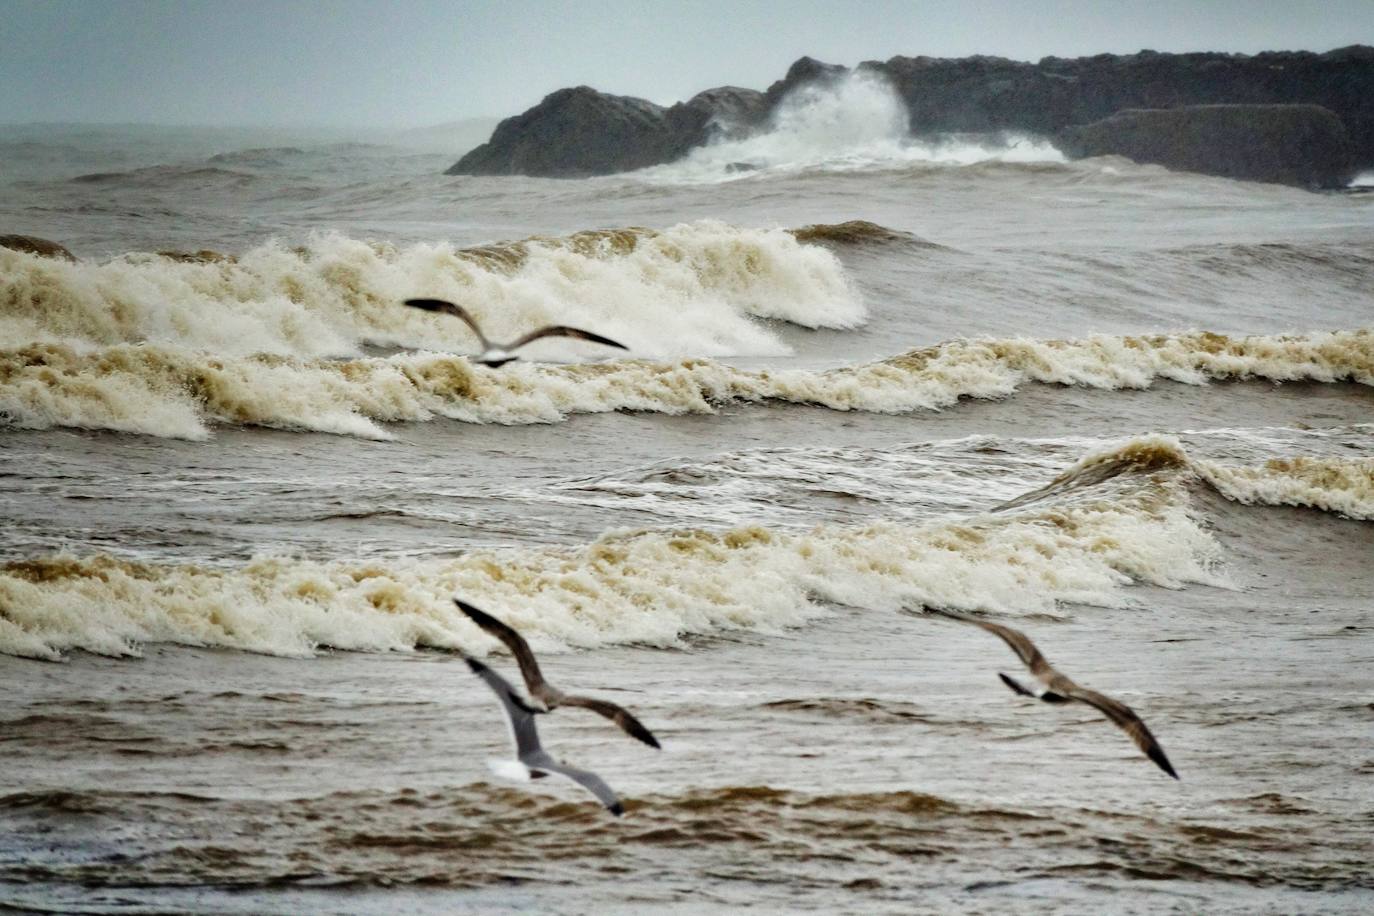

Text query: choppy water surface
(1, 108), (1372, 914)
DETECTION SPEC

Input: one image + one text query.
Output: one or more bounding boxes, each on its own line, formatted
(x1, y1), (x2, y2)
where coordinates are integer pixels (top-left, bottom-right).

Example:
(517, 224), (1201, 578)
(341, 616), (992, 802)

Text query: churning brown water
(1, 112), (1372, 913)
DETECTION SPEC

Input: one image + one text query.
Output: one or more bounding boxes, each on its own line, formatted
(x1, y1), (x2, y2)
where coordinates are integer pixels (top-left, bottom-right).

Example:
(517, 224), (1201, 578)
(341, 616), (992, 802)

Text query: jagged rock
(448, 86), (675, 177)
(664, 87), (769, 159)
(0, 235), (76, 260)
(864, 47), (1374, 169)
(1056, 104), (1356, 188)
(446, 46), (1374, 180)
(764, 56), (849, 109)
(449, 84), (769, 177)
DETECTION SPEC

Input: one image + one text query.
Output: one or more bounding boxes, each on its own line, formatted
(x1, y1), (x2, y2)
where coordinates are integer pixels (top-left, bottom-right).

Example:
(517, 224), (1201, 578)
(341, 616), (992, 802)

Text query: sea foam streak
(1, 330), (1369, 439)
(0, 476), (1222, 660)
(0, 221), (863, 359)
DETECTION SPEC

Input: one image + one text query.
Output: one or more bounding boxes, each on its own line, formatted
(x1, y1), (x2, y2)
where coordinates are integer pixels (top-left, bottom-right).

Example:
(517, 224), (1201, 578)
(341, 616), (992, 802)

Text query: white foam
(0, 221), (864, 362)
(1197, 457), (1374, 520)
(1002, 432), (1374, 522)
(2, 330), (1369, 439)
(0, 477), (1226, 660)
(648, 71), (1063, 182)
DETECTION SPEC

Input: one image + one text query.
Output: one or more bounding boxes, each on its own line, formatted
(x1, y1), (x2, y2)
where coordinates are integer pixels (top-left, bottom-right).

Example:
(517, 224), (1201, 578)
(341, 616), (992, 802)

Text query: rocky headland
(449, 46), (1373, 187)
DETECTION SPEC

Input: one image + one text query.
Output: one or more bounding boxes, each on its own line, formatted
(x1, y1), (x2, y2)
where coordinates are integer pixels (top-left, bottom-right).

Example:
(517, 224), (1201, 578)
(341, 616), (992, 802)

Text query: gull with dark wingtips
(454, 598), (661, 749)
(464, 653), (625, 816)
(404, 297), (629, 367)
(928, 608), (1179, 779)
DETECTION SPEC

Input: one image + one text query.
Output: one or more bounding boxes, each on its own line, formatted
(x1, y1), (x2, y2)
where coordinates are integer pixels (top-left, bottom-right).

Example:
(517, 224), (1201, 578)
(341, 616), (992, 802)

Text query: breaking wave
(0, 220), (864, 360)
(649, 71), (1063, 181)
(1, 329), (1369, 440)
(4, 432), (1367, 660)
(1001, 434), (1374, 520)
(0, 467), (1223, 659)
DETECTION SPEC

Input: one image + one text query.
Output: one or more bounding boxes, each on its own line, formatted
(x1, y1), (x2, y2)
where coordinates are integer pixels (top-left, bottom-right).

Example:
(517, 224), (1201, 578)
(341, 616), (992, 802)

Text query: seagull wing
(973, 619), (1053, 677)
(930, 609), (1053, 678)
(558, 694), (661, 749)
(507, 325), (629, 353)
(1065, 686), (1180, 779)
(524, 750), (625, 816)
(998, 672), (1037, 697)
(455, 599), (552, 699)
(464, 656), (543, 759)
(404, 298), (490, 348)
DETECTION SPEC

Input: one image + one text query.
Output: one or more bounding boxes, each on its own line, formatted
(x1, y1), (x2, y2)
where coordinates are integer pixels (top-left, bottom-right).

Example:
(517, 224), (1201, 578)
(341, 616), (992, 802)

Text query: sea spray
(651, 71), (1063, 180)
(0, 221), (864, 360)
(2, 329), (1369, 439)
(0, 471), (1223, 660)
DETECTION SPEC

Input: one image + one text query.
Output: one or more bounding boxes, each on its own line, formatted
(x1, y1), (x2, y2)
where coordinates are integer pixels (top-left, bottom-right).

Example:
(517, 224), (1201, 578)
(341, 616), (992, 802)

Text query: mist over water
(1, 85), (1373, 914)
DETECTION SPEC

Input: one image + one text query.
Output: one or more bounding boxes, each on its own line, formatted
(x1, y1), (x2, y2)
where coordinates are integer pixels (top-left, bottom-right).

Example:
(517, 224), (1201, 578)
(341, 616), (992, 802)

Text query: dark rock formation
(447, 46), (1374, 180)
(860, 46), (1374, 169)
(663, 87), (768, 160)
(449, 86), (674, 177)
(449, 84), (768, 177)
(0, 235), (76, 260)
(763, 56), (848, 110)
(1056, 104), (1356, 188)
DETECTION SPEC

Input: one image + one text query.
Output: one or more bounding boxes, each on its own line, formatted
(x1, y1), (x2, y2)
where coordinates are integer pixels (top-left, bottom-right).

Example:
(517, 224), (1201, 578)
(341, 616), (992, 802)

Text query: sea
(2, 75), (1372, 914)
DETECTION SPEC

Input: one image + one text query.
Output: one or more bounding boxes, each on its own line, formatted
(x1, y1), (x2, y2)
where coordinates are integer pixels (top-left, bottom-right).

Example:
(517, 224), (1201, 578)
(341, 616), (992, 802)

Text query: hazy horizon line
(5, 40), (1367, 133)
(0, 116), (505, 132)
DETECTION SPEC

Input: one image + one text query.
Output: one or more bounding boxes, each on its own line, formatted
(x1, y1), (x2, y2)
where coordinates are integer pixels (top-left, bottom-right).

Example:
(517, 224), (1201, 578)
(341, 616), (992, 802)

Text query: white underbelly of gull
(464, 654), (626, 816)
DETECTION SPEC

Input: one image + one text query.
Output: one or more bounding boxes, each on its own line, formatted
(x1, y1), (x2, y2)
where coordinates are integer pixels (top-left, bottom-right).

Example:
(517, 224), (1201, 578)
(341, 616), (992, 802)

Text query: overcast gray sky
(3, 0), (1370, 128)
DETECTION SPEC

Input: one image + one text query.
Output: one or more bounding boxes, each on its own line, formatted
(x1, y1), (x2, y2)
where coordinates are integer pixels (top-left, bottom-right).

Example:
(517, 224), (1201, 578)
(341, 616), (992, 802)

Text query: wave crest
(2, 330), (1368, 439)
(0, 478), (1222, 659)
(999, 434), (1374, 520)
(1200, 456), (1374, 520)
(0, 220), (864, 360)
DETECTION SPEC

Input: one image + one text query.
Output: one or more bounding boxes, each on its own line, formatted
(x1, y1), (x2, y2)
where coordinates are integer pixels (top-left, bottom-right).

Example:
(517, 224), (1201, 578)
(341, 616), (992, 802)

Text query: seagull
(404, 298), (629, 368)
(464, 654), (625, 816)
(929, 608), (1179, 779)
(454, 599), (661, 749)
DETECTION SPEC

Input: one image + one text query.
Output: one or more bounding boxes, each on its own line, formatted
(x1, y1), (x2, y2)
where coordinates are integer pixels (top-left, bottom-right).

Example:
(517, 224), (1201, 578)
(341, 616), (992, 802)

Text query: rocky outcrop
(1056, 105), (1356, 188)
(861, 46), (1374, 169)
(449, 85), (769, 177)
(762, 56), (847, 110)
(447, 46), (1374, 180)
(0, 235), (75, 260)
(663, 87), (768, 160)
(449, 86), (674, 177)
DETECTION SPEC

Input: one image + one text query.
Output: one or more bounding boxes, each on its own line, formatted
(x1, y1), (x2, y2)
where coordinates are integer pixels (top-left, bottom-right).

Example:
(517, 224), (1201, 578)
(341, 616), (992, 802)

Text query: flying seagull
(929, 608), (1179, 779)
(454, 598), (661, 749)
(464, 654), (625, 816)
(404, 298), (629, 368)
